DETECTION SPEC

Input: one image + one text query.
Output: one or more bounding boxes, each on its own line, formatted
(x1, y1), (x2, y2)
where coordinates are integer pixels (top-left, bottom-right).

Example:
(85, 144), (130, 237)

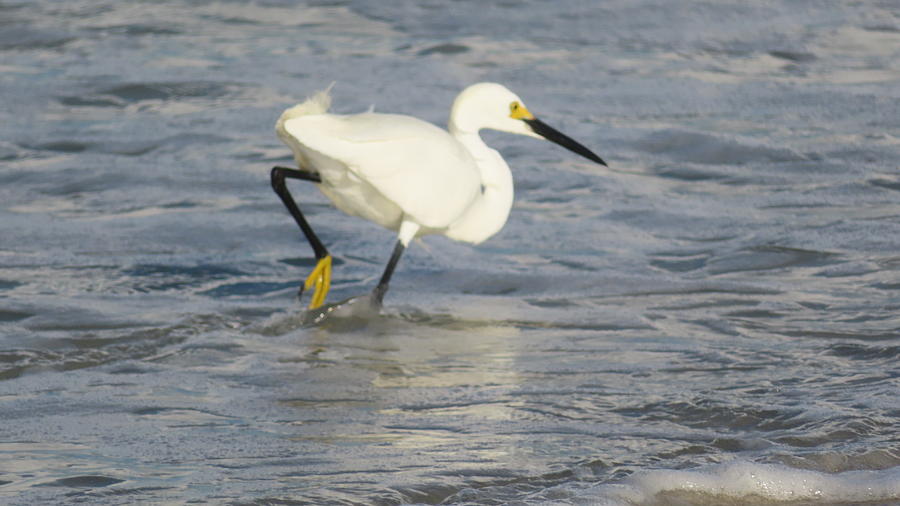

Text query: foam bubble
(575, 460), (900, 505)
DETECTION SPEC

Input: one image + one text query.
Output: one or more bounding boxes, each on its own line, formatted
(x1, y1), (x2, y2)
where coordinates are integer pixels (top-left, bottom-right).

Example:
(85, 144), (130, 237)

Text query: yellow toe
(304, 255), (332, 309)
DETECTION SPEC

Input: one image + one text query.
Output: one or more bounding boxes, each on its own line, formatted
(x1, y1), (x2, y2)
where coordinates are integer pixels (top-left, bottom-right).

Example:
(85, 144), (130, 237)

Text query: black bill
(524, 118), (608, 166)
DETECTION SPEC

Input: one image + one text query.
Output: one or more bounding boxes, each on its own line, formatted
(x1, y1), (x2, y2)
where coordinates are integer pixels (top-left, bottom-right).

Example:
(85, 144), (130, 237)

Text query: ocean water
(1, 0), (899, 504)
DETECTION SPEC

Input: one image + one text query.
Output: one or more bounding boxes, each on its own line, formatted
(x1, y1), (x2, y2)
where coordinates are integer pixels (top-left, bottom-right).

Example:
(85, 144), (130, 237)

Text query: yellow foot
(303, 255), (332, 309)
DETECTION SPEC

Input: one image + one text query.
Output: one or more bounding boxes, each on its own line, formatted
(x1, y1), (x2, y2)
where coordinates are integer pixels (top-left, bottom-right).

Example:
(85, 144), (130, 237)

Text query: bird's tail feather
(275, 84), (335, 172)
(276, 84), (333, 134)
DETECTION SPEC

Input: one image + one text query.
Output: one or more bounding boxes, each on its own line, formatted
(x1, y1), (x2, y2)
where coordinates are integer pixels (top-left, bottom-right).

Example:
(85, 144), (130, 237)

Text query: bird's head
(449, 82), (607, 166)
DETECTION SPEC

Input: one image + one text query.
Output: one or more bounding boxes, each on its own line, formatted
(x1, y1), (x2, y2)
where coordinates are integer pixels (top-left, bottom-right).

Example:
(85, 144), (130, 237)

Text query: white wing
(283, 112), (481, 229)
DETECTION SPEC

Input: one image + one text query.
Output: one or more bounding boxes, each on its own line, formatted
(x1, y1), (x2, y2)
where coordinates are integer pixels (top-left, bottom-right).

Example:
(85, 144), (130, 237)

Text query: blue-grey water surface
(1, 1), (900, 504)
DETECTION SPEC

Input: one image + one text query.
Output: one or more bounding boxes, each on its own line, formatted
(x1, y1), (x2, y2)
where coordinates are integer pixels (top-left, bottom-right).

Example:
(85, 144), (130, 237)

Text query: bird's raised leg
(270, 166), (332, 309)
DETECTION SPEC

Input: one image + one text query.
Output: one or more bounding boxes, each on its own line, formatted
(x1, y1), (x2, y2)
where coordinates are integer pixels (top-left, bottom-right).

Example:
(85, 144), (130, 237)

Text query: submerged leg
(270, 166), (332, 309)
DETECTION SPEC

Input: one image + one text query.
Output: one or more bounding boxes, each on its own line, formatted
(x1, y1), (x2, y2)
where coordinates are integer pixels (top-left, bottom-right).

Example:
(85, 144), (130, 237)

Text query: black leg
(372, 240), (406, 306)
(270, 166), (327, 260)
(271, 166), (332, 308)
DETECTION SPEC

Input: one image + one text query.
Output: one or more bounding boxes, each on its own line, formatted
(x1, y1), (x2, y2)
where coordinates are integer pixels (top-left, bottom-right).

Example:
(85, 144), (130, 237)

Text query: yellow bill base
(303, 255), (332, 309)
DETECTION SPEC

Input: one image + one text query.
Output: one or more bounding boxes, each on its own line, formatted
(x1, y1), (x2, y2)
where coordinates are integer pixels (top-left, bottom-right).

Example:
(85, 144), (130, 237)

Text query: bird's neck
(444, 129), (514, 244)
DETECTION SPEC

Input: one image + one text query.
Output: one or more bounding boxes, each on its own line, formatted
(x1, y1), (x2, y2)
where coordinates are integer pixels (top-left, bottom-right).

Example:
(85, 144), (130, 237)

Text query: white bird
(272, 82), (607, 309)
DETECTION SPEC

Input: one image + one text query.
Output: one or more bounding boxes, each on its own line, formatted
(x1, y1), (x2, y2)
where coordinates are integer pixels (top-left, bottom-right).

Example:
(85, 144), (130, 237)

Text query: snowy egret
(272, 82), (607, 309)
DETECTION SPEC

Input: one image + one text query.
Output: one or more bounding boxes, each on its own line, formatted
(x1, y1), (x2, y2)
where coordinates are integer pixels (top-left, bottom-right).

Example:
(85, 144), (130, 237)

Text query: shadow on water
(257, 294), (385, 334)
(254, 294), (522, 338)
(256, 291), (651, 338)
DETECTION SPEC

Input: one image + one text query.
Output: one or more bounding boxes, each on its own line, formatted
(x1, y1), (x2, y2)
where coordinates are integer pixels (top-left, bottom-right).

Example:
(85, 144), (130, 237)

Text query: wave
(562, 460), (900, 505)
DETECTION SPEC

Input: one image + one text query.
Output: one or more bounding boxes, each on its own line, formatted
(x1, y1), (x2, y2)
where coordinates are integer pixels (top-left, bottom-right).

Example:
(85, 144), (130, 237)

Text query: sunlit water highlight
(1, 0), (899, 504)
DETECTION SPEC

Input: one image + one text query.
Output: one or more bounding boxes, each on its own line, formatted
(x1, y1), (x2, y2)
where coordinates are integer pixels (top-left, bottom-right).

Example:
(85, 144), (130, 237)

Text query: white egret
(272, 82), (607, 309)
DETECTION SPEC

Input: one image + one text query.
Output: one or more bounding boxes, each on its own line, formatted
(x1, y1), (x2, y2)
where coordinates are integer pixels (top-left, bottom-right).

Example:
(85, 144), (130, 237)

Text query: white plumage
(279, 110), (479, 237)
(273, 82), (606, 309)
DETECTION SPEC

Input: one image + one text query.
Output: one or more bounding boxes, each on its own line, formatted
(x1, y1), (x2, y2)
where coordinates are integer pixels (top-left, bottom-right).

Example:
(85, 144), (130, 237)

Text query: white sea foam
(567, 461), (900, 505)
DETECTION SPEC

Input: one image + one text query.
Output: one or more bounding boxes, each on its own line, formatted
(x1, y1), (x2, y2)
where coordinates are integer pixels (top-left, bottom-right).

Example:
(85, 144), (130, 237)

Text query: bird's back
(279, 105), (482, 232)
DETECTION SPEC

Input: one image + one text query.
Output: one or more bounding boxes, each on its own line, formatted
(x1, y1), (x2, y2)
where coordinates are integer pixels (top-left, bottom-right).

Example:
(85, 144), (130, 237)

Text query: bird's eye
(509, 101), (533, 120)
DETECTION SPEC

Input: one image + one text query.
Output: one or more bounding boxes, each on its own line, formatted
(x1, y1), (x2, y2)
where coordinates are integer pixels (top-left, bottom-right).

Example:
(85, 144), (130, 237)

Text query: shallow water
(2, 0), (900, 504)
